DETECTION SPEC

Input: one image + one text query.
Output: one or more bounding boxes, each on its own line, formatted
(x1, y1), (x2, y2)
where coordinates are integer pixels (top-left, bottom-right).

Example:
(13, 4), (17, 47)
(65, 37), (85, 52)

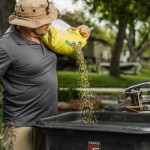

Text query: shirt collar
(9, 25), (39, 45)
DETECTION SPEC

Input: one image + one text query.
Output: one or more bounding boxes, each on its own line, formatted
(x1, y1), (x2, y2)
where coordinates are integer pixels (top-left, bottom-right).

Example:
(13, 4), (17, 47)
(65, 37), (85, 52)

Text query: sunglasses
(46, 0), (50, 15)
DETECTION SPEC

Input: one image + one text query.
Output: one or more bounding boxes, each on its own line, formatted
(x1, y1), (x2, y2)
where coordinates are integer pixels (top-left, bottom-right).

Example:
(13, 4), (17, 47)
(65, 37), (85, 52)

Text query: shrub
(57, 54), (77, 70)
(58, 88), (79, 102)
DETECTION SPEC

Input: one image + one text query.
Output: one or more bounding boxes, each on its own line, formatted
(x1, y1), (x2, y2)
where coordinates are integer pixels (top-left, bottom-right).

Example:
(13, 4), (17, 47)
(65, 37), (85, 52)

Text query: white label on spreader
(88, 141), (100, 150)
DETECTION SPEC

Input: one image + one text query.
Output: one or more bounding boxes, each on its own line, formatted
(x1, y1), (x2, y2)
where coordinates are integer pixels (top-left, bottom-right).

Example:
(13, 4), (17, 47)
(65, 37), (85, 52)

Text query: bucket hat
(9, 0), (58, 28)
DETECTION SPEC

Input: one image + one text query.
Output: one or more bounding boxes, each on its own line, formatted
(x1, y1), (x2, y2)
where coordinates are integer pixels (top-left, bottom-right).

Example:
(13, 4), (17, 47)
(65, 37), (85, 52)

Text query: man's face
(31, 23), (51, 37)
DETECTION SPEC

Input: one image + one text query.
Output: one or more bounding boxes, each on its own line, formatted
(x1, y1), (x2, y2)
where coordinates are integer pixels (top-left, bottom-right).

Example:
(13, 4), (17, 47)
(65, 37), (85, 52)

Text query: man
(0, 0), (91, 150)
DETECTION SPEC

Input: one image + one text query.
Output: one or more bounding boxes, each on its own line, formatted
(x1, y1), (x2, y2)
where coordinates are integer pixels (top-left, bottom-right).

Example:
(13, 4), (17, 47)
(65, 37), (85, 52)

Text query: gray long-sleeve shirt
(0, 26), (58, 126)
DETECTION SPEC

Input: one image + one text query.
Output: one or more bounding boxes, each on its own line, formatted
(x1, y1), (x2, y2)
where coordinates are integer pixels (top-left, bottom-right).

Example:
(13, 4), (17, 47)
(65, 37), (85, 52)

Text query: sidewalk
(59, 87), (150, 92)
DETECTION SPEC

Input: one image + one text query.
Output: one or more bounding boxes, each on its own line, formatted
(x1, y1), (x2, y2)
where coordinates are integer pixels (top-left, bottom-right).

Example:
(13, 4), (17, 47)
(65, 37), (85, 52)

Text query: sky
(51, 0), (84, 13)
(51, 0), (74, 12)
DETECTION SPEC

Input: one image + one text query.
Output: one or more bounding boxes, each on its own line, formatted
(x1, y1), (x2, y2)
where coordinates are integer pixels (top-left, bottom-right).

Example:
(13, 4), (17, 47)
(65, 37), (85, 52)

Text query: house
(83, 37), (111, 65)
(83, 37), (141, 74)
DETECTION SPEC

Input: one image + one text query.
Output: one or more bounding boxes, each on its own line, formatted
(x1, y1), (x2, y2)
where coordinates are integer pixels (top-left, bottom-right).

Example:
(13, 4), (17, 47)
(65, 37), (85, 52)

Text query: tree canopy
(74, 0), (150, 76)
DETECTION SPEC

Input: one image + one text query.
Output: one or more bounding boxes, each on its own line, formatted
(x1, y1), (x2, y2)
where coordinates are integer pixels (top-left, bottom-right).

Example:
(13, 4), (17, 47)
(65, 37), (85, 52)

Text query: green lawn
(57, 67), (150, 88)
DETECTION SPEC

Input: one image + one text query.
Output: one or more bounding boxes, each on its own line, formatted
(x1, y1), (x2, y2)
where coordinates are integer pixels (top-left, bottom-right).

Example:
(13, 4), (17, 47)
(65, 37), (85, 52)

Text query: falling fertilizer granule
(40, 18), (97, 123)
(73, 42), (97, 124)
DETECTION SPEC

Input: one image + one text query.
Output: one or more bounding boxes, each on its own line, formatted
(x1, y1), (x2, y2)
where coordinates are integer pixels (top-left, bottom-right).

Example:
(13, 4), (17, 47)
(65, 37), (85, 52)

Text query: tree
(74, 0), (150, 76)
(0, 0), (16, 35)
(126, 21), (150, 62)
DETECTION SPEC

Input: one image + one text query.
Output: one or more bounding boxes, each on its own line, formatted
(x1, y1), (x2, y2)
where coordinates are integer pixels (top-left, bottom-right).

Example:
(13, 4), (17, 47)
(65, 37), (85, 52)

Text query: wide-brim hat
(9, 0), (58, 28)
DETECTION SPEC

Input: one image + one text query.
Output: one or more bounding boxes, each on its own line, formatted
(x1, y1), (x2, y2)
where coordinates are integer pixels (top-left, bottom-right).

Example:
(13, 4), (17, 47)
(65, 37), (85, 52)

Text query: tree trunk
(109, 19), (127, 77)
(127, 23), (137, 62)
(0, 0), (16, 35)
(128, 52), (138, 62)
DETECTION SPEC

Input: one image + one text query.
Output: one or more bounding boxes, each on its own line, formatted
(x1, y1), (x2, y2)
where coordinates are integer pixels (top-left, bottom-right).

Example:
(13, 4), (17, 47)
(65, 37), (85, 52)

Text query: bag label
(88, 141), (100, 150)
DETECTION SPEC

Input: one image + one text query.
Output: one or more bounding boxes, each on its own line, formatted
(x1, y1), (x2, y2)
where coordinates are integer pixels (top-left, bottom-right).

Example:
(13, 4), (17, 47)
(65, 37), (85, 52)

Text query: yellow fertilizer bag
(41, 19), (87, 55)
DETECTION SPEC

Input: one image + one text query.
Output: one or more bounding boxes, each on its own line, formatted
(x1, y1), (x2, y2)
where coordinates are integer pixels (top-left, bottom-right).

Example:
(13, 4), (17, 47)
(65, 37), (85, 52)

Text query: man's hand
(71, 25), (91, 40)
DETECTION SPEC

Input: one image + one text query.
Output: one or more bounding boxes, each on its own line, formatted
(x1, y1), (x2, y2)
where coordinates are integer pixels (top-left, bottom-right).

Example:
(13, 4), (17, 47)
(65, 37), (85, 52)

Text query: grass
(57, 67), (150, 88)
